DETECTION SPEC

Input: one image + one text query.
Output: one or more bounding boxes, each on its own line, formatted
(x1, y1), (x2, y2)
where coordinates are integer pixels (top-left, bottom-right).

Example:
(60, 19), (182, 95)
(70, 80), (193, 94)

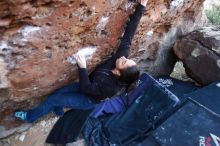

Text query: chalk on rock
(146, 30), (154, 37)
(67, 46), (97, 65)
(67, 56), (76, 64)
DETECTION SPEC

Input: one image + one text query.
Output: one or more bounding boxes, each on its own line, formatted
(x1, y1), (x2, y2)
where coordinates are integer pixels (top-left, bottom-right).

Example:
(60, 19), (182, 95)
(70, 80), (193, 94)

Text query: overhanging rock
(0, 0), (206, 137)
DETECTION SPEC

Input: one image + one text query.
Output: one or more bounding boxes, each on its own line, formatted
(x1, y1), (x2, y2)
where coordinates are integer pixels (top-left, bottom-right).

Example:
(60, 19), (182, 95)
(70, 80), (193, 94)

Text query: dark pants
(26, 82), (95, 123)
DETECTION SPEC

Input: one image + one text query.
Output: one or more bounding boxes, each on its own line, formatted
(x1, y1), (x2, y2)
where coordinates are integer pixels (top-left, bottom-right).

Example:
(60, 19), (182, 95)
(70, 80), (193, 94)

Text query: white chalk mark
(67, 46), (97, 64)
(19, 26), (41, 41)
(0, 41), (9, 50)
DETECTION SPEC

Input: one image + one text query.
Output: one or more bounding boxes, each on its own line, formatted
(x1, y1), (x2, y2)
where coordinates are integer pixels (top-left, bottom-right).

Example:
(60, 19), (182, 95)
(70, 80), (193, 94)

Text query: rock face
(174, 26), (220, 85)
(0, 0), (206, 137)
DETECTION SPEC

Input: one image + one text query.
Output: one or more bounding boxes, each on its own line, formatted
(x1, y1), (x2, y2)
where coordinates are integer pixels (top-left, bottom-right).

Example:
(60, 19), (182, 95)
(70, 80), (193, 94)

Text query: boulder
(173, 26), (220, 85)
(0, 0), (206, 137)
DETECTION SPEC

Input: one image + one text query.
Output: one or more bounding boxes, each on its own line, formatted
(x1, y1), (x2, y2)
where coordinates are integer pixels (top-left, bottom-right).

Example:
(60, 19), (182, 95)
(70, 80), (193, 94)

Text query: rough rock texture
(173, 26), (220, 85)
(0, 0), (206, 137)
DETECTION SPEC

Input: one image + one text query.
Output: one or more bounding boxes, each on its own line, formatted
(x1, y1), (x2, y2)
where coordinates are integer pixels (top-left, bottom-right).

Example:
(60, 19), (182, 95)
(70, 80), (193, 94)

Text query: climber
(14, 0), (148, 123)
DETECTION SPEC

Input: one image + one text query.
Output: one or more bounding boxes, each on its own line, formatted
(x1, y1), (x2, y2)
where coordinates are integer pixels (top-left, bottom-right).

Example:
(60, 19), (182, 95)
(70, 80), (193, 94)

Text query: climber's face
(115, 56), (136, 70)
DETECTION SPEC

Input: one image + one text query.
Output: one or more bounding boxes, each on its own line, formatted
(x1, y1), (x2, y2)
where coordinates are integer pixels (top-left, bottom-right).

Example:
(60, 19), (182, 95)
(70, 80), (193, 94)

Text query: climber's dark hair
(119, 65), (140, 87)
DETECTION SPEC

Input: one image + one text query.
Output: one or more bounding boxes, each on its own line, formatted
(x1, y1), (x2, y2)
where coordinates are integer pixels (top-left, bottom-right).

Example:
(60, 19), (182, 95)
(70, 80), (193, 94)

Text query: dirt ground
(1, 116), (85, 146)
(10, 117), (58, 146)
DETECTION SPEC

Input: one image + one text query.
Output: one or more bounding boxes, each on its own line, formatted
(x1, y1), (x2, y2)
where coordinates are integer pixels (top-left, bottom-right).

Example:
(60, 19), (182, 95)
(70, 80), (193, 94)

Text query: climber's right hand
(74, 54), (87, 68)
(140, 0), (148, 7)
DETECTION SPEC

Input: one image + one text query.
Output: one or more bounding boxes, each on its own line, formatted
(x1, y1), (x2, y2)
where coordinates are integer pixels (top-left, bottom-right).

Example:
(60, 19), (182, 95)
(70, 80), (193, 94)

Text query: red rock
(0, 0), (206, 137)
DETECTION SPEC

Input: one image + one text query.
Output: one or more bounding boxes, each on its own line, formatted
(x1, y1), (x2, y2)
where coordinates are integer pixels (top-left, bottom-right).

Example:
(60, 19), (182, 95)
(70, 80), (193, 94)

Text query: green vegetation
(205, 5), (220, 25)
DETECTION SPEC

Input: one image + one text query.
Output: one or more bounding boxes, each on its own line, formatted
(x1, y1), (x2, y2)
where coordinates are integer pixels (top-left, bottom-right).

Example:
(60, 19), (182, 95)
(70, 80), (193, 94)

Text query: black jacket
(79, 4), (145, 102)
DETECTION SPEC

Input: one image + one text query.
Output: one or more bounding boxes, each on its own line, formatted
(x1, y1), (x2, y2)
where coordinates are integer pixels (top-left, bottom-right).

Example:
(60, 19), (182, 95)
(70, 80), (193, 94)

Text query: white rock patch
(0, 41), (10, 50)
(96, 16), (109, 35)
(170, 0), (184, 9)
(191, 48), (201, 57)
(0, 58), (10, 88)
(19, 26), (41, 41)
(212, 47), (220, 54)
(0, 41), (11, 88)
(146, 30), (154, 38)
(124, 2), (133, 11)
(108, 0), (118, 7)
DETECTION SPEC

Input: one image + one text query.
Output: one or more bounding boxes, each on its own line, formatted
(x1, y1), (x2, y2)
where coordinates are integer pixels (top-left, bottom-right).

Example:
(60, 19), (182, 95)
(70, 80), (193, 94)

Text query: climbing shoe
(14, 111), (27, 121)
